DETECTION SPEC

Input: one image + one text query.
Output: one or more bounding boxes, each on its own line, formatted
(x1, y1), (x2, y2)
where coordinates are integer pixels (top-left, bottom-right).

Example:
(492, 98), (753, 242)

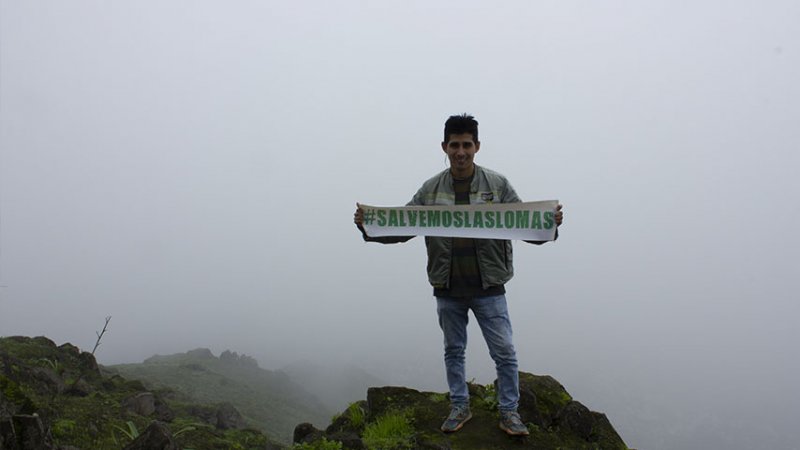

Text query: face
(442, 132), (480, 178)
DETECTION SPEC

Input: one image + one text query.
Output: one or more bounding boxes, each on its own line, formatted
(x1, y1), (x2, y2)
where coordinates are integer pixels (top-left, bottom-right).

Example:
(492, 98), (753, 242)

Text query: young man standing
(353, 114), (564, 436)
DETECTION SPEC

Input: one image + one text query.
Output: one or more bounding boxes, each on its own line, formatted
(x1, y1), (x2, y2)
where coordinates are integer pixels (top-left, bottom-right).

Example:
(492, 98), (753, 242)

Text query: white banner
(359, 200), (558, 240)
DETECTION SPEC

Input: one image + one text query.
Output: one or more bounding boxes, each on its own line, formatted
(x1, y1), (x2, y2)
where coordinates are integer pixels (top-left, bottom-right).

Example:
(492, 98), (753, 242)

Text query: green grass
(346, 402), (366, 428)
(292, 437), (343, 450)
(362, 409), (415, 450)
(426, 392), (447, 403)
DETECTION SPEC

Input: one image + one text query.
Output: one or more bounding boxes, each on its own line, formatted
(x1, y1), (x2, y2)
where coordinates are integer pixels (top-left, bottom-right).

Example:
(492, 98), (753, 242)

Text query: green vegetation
(362, 409), (415, 450)
(0, 336), (283, 450)
(0, 373), (37, 414)
(293, 437), (343, 450)
(476, 382), (498, 411)
(345, 402), (366, 429)
(111, 421), (141, 446)
(38, 357), (63, 374)
(109, 348), (331, 443)
(426, 392), (447, 403)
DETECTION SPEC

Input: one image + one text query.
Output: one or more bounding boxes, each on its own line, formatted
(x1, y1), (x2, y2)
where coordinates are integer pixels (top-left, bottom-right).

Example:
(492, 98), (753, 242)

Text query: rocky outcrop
(121, 392), (175, 422)
(294, 422), (325, 444)
(215, 402), (246, 430)
(186, 402), (246, 430)
(186, 348), (215, 360)
(219, 350), (259, 369)
(295, 371), (628, 450)
(0, 414), (55, 450)
(122, 421), (177, 450)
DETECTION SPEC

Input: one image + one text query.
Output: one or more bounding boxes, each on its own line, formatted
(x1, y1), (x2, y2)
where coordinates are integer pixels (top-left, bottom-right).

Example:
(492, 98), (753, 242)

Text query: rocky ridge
(0, 336), (280, 449)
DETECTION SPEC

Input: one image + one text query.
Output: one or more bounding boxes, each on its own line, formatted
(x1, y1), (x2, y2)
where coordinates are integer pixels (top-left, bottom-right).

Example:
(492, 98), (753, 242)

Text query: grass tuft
(362, 409), (415, 450)
(346, 402), (366, 428)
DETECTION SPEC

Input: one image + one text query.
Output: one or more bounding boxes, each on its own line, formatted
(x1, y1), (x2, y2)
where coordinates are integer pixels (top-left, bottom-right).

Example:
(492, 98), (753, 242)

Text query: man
(353, 114), (564, 436)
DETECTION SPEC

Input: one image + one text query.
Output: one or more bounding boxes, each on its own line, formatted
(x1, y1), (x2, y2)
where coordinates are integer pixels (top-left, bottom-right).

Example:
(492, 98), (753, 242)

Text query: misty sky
(1, 1), (798, 449)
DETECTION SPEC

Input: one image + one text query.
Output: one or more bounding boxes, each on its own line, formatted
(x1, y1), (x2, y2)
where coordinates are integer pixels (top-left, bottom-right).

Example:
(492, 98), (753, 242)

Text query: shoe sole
(499, 422), (530, 436)
(441, 412), (472, 433)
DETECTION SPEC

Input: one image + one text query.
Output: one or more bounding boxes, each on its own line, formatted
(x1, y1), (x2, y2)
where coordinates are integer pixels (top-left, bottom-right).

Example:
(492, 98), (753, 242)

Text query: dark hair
(443, 114), (479, 144)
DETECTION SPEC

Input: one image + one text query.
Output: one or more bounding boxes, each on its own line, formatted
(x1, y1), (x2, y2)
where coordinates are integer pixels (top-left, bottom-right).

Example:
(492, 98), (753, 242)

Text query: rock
(0, 417), (19, 450)
(220, 350), (259, 369)
(122, 421), (177, 450)
(517, 376), (545, 427)
(1, 353), (63, 398)
(185, 405), (216, 426)
(154, 395), (175, 422)
(293, 422), (324, 444)
(63, 377), (94, 397)
(76, 351), (100, 375)
(0, 388), (14, 418)
(215, 402), (245, 430)
(555, 400), (593, 440)
(517, 372), (571, 428)
(326, 403), (367, 436)
(57, 343), (80, 355)
(416, 439), (452, 450)
(12, 414), (55, 450)
(30, 368), (65, 395)
(186, 403), (244, 429)
(185, 348), (214, 359)
(121, 390), (174, 421)
(122, 393), (156, 417)
(366, 386), (432, 420)
(325, 431), (364, 449)
(30, 337), (57, 349)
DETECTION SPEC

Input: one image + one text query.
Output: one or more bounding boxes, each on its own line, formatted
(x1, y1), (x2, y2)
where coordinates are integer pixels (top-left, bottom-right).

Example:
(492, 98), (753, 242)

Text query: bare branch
(91, 316), (112, 355)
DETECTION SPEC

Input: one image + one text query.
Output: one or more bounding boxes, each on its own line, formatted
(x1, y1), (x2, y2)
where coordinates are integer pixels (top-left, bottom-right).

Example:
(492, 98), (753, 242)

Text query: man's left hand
(555, 204), (564, 226)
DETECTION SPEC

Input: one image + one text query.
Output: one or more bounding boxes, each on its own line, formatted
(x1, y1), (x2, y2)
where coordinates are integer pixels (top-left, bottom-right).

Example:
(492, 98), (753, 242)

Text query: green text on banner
(359, 200), (558, 240)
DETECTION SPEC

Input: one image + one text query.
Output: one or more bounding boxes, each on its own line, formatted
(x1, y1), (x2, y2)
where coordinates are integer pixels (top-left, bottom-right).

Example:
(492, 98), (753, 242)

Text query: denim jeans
(436, 294), (520, 412)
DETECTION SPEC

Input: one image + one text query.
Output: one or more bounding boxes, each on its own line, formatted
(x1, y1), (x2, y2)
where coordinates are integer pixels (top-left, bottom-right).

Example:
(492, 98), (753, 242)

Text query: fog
(1, 1), (798, 449)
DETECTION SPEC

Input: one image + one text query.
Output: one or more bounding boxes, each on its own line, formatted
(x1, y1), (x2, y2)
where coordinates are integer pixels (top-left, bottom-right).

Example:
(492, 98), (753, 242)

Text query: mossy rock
(307, 372), (627, 450)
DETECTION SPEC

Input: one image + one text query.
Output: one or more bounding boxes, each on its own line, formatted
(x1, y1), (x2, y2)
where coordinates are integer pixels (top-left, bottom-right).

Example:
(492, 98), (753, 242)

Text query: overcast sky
(1, 1), (798, 449)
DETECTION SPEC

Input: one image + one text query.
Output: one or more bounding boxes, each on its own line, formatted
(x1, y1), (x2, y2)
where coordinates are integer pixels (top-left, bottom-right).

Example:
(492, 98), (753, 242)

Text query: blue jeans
(436, 294), (520, 412)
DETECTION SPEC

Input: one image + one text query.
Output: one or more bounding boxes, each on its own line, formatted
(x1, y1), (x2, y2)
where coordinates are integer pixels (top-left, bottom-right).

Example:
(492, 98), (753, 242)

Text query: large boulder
(215, 402), (246, 430)
(2, 414), (56, 450)
(293, 422), (324, 444)
(187, 402), (246, 430)
(121, 392), (175, 422)
(122, 421), (177, 450)
(0, 416), (18, 450)
(122, 392), (156, 416)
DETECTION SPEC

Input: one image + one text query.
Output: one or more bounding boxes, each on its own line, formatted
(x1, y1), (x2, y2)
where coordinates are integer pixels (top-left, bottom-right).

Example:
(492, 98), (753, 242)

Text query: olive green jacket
(363, 165), (538, 290)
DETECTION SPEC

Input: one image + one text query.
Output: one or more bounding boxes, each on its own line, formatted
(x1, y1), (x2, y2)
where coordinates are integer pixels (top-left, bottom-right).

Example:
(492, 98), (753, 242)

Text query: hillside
(109, 348), (332, 444)
(0, 336), (282, 449)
